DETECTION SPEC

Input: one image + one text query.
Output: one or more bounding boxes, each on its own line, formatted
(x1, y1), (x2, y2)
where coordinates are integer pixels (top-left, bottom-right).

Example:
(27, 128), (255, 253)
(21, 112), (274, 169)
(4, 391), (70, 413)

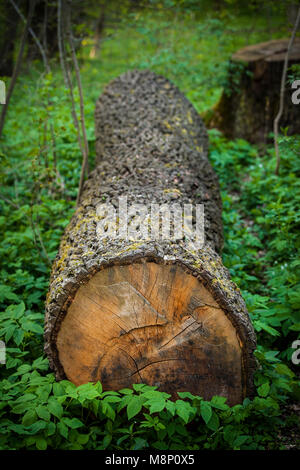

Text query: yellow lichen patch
(125, 242), (143, 250)
(84, 251), (95, 257)
(55, 240), (72, 273)
(211, 278), (233, 297)
(163, 120), (172, 130)
(187, 111), (193, 124)
(164, 162), (178, 168)
(164, 188), (182, 195)
(108, 241), (144, 258)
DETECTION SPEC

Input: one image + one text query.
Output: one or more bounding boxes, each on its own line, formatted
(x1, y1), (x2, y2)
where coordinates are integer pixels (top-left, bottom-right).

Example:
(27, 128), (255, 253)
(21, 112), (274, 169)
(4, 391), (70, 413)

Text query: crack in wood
(158, 319), (198, 350)
(129, 357), (188, 377)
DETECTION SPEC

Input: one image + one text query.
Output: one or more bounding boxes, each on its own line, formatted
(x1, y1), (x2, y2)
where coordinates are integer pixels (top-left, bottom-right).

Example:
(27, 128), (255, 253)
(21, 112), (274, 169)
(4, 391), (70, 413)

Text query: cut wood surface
(232, 38), (300, 62)
(206, 38), (300, 144)
(57, 262), (243, 403)
(44, 70), (256, 405)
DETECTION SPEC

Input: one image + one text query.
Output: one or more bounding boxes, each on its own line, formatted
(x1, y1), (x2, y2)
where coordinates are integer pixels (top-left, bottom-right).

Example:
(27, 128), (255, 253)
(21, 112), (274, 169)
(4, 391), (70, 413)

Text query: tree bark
(44, 70), (256, 405)
(206, 38), (300, 144)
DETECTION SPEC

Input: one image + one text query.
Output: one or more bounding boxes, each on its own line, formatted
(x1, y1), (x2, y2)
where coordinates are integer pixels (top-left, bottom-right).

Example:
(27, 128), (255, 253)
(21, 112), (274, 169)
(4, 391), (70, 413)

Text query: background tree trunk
(44, 70), (256, 405)
(0, 0), (35, 137)
(89, 3), (106, 58)
(0, 1), (19, 77)
(206, 38), (300, 144)
(287, 2), (300, 28)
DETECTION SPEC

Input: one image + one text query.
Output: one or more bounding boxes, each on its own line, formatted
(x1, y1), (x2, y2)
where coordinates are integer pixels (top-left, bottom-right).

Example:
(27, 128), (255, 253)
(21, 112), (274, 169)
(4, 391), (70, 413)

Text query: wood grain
(57, 262), (243, 405)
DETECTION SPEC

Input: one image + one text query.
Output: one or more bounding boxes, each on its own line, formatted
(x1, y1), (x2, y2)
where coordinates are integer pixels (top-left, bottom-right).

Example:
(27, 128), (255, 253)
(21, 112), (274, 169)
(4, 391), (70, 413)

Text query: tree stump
(44, 70), (256, 405)
(206, 38), (300, 144)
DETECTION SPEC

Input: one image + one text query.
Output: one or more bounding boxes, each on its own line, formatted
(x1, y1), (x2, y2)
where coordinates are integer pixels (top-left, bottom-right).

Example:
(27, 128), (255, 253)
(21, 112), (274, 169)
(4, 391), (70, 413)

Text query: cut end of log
(56, 260), (244, 405)
(232, 38), (300, 63)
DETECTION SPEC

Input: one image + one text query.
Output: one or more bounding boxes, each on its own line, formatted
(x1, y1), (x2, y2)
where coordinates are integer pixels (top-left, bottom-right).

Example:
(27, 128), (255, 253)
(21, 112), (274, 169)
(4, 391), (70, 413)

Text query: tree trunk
(206, 38), (300, 144)
(0, 1), (18, 77)
(44, 70), (256, 405)
(0, 0), (35, 137)
(89, 3), (106, 59)
(287, 2), (300, 28)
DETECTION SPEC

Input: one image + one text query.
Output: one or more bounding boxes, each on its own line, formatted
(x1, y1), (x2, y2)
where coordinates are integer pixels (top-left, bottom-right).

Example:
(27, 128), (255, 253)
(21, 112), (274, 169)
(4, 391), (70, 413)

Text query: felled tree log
(206, 38), (300, 144)
(44, 70), (256, 405)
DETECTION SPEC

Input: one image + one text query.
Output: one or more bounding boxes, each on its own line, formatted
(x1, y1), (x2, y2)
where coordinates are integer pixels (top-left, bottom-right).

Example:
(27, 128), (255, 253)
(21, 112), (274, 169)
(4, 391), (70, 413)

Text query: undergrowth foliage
(0, 9), (299, 450)
(0, 128), (299, 450)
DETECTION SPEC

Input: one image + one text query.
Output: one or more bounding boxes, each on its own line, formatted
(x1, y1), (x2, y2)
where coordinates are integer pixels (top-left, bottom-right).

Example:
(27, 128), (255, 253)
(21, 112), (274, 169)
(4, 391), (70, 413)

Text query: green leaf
(13, 329), (24, 346)
(175, 400), (192, 424)
(12, 364), (32, 376)
(206, 411), (220, 431)
(165, 400), (176, 416)
(233, 435), (249, 448)
(0, 285), (19, 302)
(36, 405), (51, 421)
(77, 433), (89, 445)
(22, 409), (37, 427)
(116, 394), (132, 412)
(12, 302), (26, 319)
(264, 350), (280, 363)
(143, 390), (171, 400)
(103, 395), (122, 403)
(102, 434), (112, 449)
(119, 388), (133, 395)
(289, 323), (300, 331)
(62, 417), (83, 429)
(47, 398), (63, 419)
(95, 381), (103, 394)
(53, 382), (65, 396)
(133, 437), (148, 450)
(132, 383), (154, 392)
(176, 391), (197, 400)
(57, 421), (68, 439)
(5, 325), (16, 342)
(76, 383), (101, 402)
(102, 402), (115, 420)
(21, 320), (43, 334)
(257, 382), (270, 397)
(223, 425), (236, 445)
(254, 320), (280, 337)
(200, 402), (212, 424)
(275, 363), (295, 378)
(35, 436), (47, 450)
(46, 421), (56, 436)
(210, 395), (229, 410)
(11, 402), (35, 414)
(14, 393), (36, 403)
(32, 357), (49, 371)
(26, 421), (47, 435)
(127, 396), (144, 419)
(148, 399), (166, 414)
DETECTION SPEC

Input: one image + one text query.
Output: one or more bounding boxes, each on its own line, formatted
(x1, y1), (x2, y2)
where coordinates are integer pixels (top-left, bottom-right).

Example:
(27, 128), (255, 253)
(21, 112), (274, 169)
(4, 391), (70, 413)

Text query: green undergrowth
(0, 7), (299, 450)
